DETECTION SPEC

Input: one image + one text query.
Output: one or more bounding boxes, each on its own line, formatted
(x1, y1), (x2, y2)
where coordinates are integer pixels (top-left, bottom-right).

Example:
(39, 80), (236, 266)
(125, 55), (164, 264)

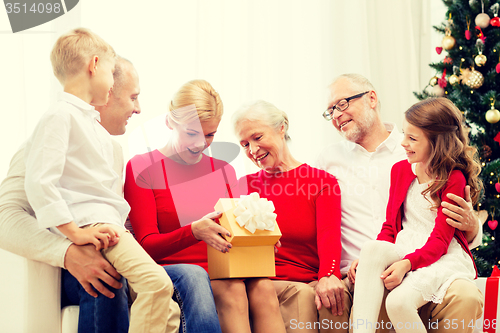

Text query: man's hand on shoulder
(64, 244), (122, 298)
(441, 185), (479, 243)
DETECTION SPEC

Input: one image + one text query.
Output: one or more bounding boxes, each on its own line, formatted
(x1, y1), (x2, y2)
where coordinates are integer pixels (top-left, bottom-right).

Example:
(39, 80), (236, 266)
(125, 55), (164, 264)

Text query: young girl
(350, 97), (482, 333)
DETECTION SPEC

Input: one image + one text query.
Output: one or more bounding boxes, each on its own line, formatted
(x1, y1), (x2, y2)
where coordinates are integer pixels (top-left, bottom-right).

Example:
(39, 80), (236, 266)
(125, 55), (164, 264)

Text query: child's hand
(380, 259), (411, 290)
(72, 226), (120, 251)
(347, 259), (359, 285)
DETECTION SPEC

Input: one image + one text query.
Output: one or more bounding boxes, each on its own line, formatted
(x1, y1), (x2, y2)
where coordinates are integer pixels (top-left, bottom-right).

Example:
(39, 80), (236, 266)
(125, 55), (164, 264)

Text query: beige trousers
(273, 278), (483, 333)
(272, 280), (351, 333)
(87, 224), (180, 333)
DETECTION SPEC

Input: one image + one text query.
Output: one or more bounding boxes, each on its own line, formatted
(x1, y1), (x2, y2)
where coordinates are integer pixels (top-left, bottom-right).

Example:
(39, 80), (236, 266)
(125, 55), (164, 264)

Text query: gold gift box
(207, 198), (282, 279)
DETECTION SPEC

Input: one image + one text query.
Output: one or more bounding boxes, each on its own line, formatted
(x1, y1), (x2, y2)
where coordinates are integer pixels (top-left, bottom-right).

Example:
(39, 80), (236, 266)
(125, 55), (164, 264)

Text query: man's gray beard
(341, 109), (377, 144)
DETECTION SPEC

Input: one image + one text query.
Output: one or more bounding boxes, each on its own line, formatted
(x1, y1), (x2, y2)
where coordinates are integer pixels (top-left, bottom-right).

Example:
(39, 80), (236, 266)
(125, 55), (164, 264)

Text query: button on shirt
(24, 92), (130, 236)
(315, 123), (406, 275)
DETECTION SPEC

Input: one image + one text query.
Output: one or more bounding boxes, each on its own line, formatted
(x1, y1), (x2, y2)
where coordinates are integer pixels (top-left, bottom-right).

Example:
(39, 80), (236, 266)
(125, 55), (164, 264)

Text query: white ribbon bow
(233, 192), (277, 233)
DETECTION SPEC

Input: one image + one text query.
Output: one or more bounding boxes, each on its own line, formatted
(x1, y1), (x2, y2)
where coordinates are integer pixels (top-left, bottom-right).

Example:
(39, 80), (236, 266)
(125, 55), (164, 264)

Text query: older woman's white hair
(231, 100), (291, 141)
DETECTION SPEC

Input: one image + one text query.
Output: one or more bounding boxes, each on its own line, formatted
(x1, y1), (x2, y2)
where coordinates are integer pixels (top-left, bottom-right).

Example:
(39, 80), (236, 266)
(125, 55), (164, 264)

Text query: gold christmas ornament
(462, 69), (484, 89)
(449, 74), (460, 86)
(442, 35), (456, 50)
(475, 54), (487, 66)
(429, 76), (439, 86)
(486, 108), (500, 123)
(486, 99), (500, 123)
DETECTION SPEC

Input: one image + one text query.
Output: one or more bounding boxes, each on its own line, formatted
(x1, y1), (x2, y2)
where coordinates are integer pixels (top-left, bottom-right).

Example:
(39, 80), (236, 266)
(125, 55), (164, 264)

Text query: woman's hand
(314, 275), (345, 316)
(191, 211), (233, 253)
(380, 259), (411, 290)
(347, 259), (359, 285)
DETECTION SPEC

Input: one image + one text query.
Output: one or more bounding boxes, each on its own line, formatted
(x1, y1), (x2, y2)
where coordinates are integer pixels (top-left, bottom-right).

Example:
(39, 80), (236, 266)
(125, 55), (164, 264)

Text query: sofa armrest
(473, 277), (487, 333)
(0, 248), (61, 333)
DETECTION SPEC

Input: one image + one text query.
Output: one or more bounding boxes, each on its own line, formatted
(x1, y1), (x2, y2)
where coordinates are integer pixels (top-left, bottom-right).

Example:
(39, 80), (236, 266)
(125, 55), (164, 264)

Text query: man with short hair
(0, 57), (223, 333)
(0, 56), (141, 332)
(315, 74), (483, 333)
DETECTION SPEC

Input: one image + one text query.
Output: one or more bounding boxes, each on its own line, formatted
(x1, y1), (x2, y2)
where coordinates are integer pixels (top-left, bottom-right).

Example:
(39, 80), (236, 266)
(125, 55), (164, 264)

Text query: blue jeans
(61, 264), (221, 333)
(164, 264), (222, 333)
(61, 269), (129, 333)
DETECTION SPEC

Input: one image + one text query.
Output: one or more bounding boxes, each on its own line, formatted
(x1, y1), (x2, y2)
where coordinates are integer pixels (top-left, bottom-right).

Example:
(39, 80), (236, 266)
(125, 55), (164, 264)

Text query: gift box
(207, 194), (282, 279)
(474, 266), (500, 333)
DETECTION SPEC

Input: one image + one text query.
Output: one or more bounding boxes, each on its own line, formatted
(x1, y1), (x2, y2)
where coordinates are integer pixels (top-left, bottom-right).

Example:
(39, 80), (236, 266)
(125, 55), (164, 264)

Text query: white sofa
(0, 248), (78, 333)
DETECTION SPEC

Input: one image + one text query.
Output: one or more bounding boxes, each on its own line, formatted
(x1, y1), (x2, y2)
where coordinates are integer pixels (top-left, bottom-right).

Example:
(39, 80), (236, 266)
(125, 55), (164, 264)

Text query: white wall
(1, 0), (447, 178)
(0, 0), (448, 328)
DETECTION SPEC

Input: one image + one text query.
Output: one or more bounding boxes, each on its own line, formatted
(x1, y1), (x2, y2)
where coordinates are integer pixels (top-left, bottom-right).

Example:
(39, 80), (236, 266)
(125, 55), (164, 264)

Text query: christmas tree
(415, 0), (500, 277)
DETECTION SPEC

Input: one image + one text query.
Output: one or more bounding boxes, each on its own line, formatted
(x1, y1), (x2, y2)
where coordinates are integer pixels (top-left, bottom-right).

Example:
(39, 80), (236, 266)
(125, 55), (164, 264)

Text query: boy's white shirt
(0, 138), (125, 269)
(23, 92), (129, 237)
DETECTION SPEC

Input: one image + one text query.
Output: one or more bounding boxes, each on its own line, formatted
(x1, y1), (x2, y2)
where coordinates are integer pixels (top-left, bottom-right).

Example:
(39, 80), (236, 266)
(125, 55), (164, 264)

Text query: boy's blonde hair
(50, 28), (116, 84)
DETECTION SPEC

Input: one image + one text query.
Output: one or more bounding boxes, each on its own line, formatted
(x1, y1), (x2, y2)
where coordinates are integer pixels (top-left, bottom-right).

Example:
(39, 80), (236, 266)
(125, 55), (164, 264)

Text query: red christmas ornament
(495, 183), (500, 192)
(497, 63), (500, 73)
(466, 17), (472, 40)
(436, 47), (443, 55)
(495, 132), (500, 145)
(438, 68), (447, 88)
(492, 16), (500, 27)
(489, 219), (498, 230)
(443, 56), (453, 64)
(476, 26), (487, 43)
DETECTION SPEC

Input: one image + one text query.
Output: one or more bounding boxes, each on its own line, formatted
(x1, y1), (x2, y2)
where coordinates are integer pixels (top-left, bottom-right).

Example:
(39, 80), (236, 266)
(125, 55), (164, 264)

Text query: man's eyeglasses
(322, 91), (370, 121)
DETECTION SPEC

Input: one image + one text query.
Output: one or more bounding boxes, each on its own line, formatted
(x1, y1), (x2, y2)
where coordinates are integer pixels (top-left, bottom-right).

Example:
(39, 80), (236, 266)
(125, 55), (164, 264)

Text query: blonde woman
(125, 80), (286, 333)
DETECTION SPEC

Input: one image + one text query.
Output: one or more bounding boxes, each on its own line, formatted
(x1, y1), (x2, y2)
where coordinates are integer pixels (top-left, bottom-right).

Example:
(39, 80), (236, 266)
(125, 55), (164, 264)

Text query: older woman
(232, 100), (345, 333)
(124, 80), (285, 333)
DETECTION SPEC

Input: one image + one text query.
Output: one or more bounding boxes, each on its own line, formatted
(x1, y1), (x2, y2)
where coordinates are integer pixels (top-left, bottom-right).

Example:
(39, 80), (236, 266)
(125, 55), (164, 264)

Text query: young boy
(23, 28), (179, 333)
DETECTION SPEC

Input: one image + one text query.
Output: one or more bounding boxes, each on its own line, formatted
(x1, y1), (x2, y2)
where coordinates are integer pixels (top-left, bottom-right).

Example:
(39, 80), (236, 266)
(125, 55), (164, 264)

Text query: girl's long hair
(405, 97), (483, 207)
